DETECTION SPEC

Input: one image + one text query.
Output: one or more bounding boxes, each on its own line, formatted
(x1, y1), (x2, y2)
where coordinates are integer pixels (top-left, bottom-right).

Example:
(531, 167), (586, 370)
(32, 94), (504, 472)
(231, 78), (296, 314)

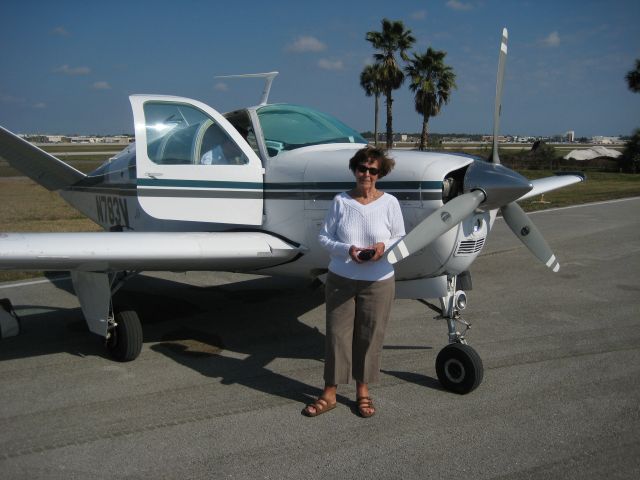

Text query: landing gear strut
(434, 274), (484, 394)
(71, 270), (143, 361)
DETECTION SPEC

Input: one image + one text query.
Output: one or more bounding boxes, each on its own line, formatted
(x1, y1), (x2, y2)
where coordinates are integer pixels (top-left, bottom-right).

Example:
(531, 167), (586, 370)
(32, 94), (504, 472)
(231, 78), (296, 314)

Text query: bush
(618, 129), (640, 173)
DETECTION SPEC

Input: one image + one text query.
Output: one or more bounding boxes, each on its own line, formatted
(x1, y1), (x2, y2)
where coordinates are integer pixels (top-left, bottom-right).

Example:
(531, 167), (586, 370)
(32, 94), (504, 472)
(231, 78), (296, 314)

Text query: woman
(303, 146), (405, 418)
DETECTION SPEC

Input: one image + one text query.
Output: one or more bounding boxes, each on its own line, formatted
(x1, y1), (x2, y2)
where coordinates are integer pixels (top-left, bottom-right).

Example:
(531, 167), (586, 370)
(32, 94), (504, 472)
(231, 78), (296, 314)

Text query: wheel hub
(444, 358), (466, 383)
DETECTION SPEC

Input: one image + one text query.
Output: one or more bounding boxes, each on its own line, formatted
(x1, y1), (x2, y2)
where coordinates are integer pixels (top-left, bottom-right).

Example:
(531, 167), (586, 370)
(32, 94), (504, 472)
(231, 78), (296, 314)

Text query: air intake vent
(455, 237), (486, 256)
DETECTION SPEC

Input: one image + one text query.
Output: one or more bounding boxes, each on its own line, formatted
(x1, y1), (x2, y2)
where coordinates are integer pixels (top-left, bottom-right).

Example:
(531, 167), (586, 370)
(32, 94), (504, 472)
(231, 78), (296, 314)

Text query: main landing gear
(71, 270), (143, 361)
(434, 274), (484, 394)
(106, 309), (143, 361)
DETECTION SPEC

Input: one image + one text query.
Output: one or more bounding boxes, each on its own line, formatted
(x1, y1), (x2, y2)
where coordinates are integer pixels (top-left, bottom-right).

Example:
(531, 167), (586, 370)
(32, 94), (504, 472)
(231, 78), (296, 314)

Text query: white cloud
(51, 26), (70, 36)
(318, 59), (344, 70)
(0, 93), (25, 104)
(411, 10), (427, 20)
(446, 0), (473, 11)
(92, 81), (111, 90)
(287, 36), (326, 53)
(214, 82), (229, 91)
(53, 64), (91, 75)
(541, 31), (560, 47)
(32, 102), (47, 109)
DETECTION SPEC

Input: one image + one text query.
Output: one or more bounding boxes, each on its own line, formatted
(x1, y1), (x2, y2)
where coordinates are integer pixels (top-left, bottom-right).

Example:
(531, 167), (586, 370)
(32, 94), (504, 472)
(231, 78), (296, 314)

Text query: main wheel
(106, 310), (143, 361)
(436, 343), (483, 394)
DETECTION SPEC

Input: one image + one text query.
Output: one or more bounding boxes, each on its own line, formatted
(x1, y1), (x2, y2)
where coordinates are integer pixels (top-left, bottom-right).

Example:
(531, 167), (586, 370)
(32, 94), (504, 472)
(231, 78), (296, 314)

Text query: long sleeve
(318, 196), (351, 258)
(386, 196), (406, 251)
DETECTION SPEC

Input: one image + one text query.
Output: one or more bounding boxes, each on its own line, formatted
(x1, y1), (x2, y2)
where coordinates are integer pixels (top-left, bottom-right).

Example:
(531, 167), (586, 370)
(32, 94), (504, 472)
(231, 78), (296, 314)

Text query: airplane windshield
(256, 104), (367, 157)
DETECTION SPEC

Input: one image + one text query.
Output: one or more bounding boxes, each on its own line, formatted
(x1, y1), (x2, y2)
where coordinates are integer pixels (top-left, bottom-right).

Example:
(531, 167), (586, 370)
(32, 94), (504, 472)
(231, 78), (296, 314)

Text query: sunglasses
(356, 165), (380, 175)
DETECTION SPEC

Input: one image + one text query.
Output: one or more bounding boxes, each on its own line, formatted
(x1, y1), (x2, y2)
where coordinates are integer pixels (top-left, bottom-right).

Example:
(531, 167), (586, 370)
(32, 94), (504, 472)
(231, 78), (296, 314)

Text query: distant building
(565, 130), (575, 142)
(481, 135), (508, 143)
(591, 136), (622, 145)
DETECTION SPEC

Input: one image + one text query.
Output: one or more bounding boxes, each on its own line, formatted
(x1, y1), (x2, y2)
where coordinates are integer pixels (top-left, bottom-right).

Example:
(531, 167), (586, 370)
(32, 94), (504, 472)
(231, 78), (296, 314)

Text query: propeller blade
(501, 202), (560, 272)
(491, 27), (508, 165)
(387, 190), (486, 264)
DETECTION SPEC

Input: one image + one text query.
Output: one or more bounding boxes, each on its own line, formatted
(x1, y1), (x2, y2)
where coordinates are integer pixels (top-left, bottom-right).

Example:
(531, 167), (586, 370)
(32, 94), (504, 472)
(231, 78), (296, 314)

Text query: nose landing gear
(434, 275), (484, 394)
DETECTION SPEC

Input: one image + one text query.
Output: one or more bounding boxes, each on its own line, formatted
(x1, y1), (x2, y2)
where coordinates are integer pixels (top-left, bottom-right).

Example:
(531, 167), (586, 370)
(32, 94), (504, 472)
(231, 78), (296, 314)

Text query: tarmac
(0, 197), (639, 479)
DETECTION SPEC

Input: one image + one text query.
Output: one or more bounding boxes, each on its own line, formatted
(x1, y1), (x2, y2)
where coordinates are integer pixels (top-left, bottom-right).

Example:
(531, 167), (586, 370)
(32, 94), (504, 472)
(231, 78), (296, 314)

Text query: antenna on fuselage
(215, 71), (279, 106)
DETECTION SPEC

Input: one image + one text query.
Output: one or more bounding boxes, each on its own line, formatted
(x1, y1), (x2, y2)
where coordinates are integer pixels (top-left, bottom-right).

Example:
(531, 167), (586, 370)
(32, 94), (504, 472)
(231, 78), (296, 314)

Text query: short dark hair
(348, 146), (395, 178)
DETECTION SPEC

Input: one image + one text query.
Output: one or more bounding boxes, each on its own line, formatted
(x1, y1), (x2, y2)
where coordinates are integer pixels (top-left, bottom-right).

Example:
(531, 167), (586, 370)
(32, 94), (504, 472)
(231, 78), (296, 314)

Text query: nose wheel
(435, 343), (483, 394)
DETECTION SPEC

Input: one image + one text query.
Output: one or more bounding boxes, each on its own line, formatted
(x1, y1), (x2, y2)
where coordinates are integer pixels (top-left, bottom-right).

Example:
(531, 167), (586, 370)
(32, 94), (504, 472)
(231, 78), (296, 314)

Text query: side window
(143, 102), (248, 165)
(198, 123), (248, 165)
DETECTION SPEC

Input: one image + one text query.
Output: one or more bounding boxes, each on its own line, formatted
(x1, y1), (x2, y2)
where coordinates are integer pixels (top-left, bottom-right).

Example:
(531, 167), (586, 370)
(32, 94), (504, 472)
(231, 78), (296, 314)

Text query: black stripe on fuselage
(66, 181), (442, 202)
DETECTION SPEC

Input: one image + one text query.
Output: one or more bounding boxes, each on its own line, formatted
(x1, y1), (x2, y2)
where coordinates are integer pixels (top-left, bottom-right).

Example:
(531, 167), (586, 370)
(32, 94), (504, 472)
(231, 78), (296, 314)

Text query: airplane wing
(518, 172), (585, 202)
(0, 126), (85, 191)
(0, 231), (303, 272)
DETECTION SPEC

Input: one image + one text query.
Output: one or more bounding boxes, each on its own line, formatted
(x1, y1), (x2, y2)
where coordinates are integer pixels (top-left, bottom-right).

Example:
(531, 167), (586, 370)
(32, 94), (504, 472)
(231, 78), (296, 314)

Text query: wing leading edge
(0, 231), (303, 272)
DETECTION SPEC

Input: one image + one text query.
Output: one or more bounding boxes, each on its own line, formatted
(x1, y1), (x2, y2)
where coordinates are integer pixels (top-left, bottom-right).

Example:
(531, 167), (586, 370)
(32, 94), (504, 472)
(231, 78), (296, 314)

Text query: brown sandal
(356, 396), (375, 418)
(302, 396), (337, 417)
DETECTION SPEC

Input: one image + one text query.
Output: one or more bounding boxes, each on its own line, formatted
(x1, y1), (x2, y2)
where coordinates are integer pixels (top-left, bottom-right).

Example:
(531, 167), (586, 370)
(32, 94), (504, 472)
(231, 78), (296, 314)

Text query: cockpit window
(256, 104), (367, 157)
(143, 102), (248, 165)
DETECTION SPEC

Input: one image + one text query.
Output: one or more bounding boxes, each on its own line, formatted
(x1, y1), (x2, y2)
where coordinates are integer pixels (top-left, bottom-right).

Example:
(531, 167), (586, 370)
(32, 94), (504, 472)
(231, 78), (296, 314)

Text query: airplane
(0, 28), (583, 394)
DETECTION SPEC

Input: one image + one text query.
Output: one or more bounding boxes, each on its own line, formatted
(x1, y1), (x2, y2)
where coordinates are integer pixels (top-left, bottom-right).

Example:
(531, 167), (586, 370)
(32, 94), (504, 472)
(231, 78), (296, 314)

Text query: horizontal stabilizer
(0, 125), (85, 191)
(518, 172), (585, 202)
(0, 231), (303, 272)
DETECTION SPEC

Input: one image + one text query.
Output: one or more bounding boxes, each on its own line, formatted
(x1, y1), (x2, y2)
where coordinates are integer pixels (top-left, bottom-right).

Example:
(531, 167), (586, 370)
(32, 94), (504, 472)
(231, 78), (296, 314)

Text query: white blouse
(318, 192), (405, 281)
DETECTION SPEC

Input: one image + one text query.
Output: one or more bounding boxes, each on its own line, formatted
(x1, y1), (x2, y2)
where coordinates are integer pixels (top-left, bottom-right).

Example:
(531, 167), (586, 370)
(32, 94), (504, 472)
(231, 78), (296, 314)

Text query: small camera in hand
(357, 249), (376, 261)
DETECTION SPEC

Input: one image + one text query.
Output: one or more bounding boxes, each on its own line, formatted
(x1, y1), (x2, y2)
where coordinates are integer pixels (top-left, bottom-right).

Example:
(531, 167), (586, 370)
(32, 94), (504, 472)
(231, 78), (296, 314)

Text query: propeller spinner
(388, 27), (561, 273)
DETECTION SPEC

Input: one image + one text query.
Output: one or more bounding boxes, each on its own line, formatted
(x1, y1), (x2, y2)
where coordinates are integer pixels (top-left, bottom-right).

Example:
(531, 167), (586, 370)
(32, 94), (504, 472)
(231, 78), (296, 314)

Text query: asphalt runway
(0, 198), (639, 479)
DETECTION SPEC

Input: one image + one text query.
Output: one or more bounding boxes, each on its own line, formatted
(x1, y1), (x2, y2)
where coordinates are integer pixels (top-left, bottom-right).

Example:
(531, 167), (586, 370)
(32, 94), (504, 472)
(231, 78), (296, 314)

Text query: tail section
(0, 125), (85, 191)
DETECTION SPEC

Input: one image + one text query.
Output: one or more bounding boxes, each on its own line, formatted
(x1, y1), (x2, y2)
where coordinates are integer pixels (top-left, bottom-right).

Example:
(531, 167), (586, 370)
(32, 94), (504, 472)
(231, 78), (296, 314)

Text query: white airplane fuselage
(60, 139), (493, 284)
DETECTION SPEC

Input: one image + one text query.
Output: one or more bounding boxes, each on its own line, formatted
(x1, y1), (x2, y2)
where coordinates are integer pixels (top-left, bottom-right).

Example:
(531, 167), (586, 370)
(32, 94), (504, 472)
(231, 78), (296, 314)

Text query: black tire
(436, 343), (483, 394)
(106, 310), (143, 362)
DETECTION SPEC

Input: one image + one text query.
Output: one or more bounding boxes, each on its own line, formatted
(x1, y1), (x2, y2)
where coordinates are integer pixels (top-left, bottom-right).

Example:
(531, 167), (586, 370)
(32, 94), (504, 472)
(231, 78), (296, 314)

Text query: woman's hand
(349, 245), (363, 263)
(370, 242), (385, 261)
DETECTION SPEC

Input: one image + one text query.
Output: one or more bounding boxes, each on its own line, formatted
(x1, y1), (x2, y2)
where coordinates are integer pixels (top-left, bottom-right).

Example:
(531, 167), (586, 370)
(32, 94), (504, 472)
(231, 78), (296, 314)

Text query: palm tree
(626, 59), (640, 93)
(360, 63), (383, 145)
(405, 48), (457, 150)
(366, 19), (415, 149)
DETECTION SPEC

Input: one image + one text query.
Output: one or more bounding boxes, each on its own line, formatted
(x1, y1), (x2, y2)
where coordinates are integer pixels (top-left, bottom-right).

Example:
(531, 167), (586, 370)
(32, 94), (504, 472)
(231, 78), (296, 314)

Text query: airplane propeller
(387, 190), (486, 264)
(388, 27), (561, 273)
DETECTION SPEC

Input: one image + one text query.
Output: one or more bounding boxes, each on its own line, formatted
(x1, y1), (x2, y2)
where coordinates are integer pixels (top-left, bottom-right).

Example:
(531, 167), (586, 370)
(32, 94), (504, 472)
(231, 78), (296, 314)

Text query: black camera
(357, 249), (376, 261)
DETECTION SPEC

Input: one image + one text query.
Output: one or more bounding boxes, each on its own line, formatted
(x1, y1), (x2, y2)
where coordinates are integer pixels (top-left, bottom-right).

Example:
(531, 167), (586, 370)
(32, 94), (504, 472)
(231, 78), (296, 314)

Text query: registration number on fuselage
(96, 195), (130, 228)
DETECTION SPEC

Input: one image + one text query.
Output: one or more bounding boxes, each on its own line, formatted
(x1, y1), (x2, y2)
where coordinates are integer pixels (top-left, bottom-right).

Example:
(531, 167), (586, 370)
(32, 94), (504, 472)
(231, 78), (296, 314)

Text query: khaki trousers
(324, 271), (395, 385)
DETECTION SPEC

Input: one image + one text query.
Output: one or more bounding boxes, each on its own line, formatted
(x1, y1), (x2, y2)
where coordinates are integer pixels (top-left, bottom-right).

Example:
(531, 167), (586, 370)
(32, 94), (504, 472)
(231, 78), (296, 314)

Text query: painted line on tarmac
(0, 275), (71, 290)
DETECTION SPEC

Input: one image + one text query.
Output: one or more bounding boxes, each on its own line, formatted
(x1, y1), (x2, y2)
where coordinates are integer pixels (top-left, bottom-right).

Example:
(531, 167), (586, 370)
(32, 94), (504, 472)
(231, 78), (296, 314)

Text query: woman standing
(303, 146), (405, 418)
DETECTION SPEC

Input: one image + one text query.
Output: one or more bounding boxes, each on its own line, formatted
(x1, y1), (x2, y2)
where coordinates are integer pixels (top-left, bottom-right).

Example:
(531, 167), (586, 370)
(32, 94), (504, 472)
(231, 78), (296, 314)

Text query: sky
(1, 0), (639, 138)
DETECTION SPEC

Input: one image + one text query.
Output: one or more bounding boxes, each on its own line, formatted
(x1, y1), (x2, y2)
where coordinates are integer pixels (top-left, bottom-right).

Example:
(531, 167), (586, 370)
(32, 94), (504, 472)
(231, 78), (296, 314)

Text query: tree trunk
(420, 116), (429, 151)
(385, 89), (393, 150)
(374, 93), (379, 146)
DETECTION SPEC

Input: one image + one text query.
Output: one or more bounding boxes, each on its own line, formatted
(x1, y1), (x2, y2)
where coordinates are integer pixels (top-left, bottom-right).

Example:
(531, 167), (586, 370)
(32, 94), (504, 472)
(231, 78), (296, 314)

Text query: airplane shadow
(2, 272), (438, 404)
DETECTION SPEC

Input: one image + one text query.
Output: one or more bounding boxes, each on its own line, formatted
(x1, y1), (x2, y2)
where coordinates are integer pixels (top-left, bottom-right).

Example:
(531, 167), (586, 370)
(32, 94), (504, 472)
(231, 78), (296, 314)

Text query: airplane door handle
(145, 172), (163, 178)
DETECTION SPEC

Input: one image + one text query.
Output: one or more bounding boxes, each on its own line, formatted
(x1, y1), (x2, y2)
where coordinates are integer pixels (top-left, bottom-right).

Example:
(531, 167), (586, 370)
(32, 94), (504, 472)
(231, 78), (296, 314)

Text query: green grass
(517, 170), (640, 211)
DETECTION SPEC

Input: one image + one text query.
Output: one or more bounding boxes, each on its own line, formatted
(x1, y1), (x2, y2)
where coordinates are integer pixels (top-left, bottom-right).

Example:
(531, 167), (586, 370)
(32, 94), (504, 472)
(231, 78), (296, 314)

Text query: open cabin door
(130, 95), (263, 225)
